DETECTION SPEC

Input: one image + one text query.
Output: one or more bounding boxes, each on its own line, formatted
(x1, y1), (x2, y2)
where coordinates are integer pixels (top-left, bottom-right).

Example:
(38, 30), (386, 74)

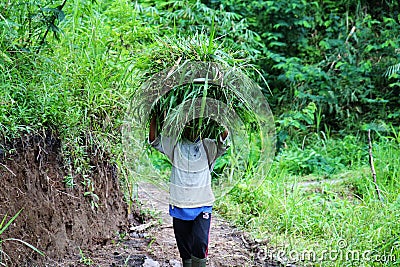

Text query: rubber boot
(191, 256), (206, 267)
(183, 258), (192, 267)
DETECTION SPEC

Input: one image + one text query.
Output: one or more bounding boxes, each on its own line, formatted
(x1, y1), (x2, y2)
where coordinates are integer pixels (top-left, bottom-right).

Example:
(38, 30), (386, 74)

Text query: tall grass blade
(0, 209), (22, 236)
(3, 238), (45, 256)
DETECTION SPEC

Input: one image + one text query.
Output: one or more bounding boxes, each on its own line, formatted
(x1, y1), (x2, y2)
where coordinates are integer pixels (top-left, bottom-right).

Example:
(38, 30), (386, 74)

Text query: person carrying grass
(149, 114), (229, 267)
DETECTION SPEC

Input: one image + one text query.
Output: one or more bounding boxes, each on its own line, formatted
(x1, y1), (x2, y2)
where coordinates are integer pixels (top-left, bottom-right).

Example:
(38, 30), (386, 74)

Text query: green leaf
(269, 41), (287, 48)
(318, 40), (331, 49)
(364, 44), (376, 53)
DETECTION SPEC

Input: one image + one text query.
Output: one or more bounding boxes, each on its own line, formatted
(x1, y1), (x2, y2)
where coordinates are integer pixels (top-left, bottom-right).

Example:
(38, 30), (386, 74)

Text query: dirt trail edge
(136, 182), (280, 267)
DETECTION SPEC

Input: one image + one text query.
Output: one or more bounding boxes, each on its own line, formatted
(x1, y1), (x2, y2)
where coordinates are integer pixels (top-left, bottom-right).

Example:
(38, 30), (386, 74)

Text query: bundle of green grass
(137, 61), (268, 137)
(123, 60), (275, 197)
(151, 83), (233, 139)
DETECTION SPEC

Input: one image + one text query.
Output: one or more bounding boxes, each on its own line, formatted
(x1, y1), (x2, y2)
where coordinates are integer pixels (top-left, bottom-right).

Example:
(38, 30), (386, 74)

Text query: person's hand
(220, 128), (229, 142)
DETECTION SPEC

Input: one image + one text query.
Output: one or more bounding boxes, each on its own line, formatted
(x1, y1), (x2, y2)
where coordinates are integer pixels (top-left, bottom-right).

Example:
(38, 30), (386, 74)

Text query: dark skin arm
(149, 114), (157, 142)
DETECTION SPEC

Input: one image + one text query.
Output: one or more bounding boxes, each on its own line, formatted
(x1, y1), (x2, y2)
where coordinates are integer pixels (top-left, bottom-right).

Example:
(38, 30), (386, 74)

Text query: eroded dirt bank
(0, 132), (129, 266)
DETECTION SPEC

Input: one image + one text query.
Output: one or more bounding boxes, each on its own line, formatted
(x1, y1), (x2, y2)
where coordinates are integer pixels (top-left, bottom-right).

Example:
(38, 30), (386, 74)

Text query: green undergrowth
(216, 133), (400, 266)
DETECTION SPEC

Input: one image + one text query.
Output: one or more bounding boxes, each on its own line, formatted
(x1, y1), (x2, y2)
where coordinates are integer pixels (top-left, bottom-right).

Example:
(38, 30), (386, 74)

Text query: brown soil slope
(0, 132), (127, 266)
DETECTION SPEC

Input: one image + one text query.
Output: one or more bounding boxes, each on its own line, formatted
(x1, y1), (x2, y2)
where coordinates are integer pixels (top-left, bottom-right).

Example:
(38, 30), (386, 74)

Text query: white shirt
(150, 135), (228, 208)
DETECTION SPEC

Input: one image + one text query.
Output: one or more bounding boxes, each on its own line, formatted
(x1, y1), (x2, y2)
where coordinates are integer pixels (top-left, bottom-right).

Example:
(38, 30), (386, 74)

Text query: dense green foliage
(223, 0), (400, 131)
(1, 0), (399, 266)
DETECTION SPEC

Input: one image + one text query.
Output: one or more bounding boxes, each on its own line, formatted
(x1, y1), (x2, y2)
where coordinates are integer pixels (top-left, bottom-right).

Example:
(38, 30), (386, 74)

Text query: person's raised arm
(203, 127), (229, 168)
(149, 114), (157, 143)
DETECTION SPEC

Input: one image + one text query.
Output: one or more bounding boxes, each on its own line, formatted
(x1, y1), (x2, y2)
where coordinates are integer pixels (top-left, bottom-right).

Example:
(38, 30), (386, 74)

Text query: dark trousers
(172, 212), (212, 260)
